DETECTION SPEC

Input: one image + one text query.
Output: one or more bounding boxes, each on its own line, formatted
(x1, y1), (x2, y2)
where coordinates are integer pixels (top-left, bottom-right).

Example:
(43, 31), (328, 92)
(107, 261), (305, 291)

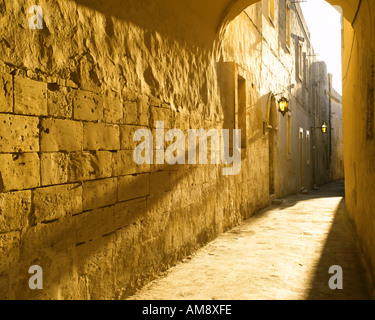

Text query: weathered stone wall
(342, 2), (375, 297)
(0, 64), (273, 300)
(0, 0), (271, 299)
(1, 0), (374, 300)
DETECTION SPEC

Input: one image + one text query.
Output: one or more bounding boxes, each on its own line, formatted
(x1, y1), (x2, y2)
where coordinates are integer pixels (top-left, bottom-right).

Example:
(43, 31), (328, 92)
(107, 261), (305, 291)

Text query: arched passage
(0, 0), (373, 299)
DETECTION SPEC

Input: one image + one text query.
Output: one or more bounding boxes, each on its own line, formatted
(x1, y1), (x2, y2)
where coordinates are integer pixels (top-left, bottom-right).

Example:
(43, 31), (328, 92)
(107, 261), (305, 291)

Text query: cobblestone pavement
(128, 181), (371, 300)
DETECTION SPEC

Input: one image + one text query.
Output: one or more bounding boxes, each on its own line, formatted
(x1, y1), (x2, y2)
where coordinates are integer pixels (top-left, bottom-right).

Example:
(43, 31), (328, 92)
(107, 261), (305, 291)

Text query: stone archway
(217, 0), (359, 36)
(0, 0), (374, 299)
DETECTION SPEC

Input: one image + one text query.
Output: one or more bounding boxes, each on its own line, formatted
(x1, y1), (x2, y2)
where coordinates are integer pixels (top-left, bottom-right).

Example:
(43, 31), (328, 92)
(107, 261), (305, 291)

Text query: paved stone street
(128, 181), (371, 300)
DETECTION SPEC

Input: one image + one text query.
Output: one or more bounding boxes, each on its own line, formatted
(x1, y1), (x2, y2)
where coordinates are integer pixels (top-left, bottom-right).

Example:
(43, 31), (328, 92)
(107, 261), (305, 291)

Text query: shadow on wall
(67, 0), (227, 45)
(0, 0), (259, 300)
(1, 163), (187, 299)
(1, 3), (268, 299)
(2, 140), (258, 299)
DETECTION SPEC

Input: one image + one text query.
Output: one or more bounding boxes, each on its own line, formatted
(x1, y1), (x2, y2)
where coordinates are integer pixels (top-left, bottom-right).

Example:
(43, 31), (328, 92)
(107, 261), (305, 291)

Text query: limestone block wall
(342, 3), (375, 296)
(0, 66), (271, 299)
(0, 0), (271, 299)
(0, 0), (354, 300)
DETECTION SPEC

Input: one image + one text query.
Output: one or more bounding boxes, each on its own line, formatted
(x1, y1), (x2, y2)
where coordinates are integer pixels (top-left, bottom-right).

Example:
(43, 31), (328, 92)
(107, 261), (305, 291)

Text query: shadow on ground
(275, 180), (370, 299)
(306, 196), (371, 300)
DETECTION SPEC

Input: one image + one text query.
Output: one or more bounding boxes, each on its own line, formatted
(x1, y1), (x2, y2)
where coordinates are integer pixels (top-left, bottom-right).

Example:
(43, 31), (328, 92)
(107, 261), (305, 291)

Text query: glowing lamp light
(322, 123), (328, 134)
(278, 97), (289, 116)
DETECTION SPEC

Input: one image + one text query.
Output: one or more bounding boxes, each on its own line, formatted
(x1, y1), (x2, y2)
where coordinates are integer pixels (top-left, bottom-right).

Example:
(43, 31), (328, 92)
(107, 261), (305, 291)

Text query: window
(286, 4), (291, 50)
(268, 0), (275, 24)
(298, 43), (303, 80)
(287, 114), (292, 157)
(306, 130), (310, 165)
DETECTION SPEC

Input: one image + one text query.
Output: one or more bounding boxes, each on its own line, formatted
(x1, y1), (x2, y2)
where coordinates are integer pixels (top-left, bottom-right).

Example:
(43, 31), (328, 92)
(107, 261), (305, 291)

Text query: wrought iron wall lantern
(278, 97), (289, 116)
(311, 123), (328, 134)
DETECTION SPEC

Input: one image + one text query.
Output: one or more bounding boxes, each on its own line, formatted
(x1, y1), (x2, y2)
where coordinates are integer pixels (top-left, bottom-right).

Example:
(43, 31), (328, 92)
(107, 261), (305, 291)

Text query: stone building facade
(328, 74), (344, 181)
(0, 0), (345, 299)
(221, 1), (332, 199)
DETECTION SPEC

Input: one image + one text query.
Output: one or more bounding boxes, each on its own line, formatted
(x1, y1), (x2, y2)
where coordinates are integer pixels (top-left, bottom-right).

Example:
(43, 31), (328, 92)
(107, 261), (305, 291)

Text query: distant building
(328, 74), (344, 180)
(220, 0), (341, 198)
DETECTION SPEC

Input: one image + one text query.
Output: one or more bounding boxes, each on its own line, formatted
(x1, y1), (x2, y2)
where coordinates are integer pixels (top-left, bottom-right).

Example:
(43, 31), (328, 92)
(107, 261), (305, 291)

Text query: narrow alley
(1, 0), (375, 301)
(128, 181), (370, 300)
